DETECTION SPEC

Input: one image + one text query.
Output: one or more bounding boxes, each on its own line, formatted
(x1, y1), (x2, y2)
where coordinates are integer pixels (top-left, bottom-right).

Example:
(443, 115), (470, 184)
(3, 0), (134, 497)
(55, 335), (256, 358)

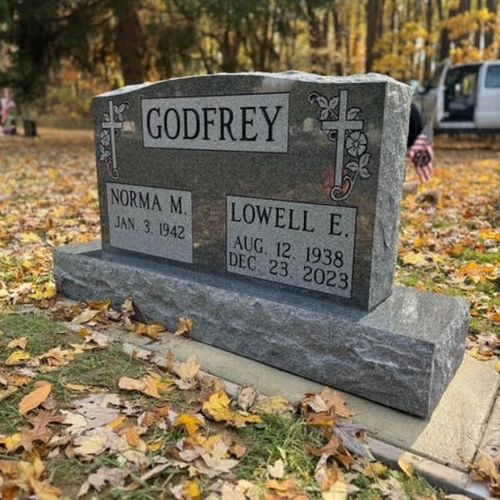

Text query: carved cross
(102, 101), (123, 175)
(321, 90), (363, 189)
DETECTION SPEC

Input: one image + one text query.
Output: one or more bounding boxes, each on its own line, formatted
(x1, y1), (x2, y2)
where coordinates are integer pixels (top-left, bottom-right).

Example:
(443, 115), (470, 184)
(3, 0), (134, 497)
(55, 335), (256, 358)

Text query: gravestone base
(54, 241), (469, 418)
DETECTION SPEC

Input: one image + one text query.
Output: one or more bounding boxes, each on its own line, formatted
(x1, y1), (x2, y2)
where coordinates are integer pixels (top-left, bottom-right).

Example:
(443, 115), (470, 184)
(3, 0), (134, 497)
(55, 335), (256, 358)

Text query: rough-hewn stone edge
(368, 80), (412, 310)
(54, 244), (470, 417)
(96, 71), (405, 98)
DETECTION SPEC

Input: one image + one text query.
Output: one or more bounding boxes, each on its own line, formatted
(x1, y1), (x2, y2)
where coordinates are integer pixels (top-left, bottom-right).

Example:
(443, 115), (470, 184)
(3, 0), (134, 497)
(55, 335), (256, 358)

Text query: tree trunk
(437, 0), (451, 60)
(485, 0), (498, 48)
(113, 0), (145, 85)
(424, 0), (433, 83)
(366, 0), (383, 71)
(305, 0), (330, 74)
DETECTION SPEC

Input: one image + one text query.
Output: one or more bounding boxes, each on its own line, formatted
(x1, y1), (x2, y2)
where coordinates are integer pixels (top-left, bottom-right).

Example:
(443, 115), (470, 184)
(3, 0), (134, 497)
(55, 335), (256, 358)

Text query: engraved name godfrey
(142, 93), (289, 152)
(107, 183), (192, 263)
(226, 196), (356, 297)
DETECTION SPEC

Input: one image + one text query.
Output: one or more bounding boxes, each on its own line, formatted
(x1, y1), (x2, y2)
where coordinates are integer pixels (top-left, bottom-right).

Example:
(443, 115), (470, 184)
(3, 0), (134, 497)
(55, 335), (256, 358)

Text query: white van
(414, 60), (500, 134)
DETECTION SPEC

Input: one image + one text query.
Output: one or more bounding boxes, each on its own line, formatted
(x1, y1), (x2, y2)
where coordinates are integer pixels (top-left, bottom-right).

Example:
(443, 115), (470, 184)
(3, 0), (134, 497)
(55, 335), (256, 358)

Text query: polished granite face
(93, 72), (411, 310)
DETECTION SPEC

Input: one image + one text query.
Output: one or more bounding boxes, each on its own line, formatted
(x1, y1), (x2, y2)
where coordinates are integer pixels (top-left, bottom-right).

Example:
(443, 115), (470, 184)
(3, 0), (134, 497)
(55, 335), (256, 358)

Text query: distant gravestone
(54, 72), (469, 417)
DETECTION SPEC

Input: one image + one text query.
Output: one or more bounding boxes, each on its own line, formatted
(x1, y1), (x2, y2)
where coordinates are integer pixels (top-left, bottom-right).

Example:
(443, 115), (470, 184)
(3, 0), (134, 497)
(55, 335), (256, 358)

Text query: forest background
(0, 0), (499, 128)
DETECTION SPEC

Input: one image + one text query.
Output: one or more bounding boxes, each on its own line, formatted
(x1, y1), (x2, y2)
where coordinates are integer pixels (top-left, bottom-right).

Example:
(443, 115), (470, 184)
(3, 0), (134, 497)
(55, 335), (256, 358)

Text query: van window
(485, 65), (500, 88)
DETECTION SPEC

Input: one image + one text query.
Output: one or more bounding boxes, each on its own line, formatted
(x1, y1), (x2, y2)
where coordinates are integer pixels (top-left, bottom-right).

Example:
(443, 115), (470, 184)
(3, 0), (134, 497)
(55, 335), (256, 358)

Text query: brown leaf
(135, 322), (166, 340)
(19, 381), (52, 415)
(71, 308), (99, 324)
(118, 376), (161, 399)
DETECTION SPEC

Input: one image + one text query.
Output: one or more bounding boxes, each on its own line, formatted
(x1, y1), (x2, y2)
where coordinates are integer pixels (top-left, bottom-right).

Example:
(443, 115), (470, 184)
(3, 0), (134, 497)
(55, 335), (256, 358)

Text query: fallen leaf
(135, 322), (166, 340)
(175, 317), (193, 336)
(267, 458), (285, 479)
(30, 478), (61, 500)
(71, 308), (99, 324)
(19, 381), (52, 415)
(5, 350), (31, 366)
(203, 390), (262, 428)
(118, 375), (161, 399)
(78, 466), (127, 497)
(175, 413), (203, 436)
(397, 455), (414, 477)
(363, 461), (388, 478)
(63, 382), (94, 392)
(0, 386), (18, 402)
(73, 429), (110, 456)
(237, 386), (257, 411)
(229, 442), (247, 458)
(173, 355), (200, 389)
(253, 395), (293, 414)
(333, 422), (373, 459)
(6, 336), (28, 350)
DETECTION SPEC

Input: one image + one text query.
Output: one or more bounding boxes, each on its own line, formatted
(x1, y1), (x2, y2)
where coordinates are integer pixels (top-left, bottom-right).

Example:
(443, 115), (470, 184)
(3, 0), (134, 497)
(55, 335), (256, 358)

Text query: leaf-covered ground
(0, 129), (498, 498)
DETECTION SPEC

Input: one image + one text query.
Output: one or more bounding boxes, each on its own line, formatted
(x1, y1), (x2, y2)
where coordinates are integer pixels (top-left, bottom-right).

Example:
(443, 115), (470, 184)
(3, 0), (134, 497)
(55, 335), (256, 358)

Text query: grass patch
(0, 388), (27, 433)
(0, 313), (168, 430)
(457, 248), (499, 265)
(237, 414), (325, 488)
(0, 313), (69, 363)
(47, 455), (124, 498)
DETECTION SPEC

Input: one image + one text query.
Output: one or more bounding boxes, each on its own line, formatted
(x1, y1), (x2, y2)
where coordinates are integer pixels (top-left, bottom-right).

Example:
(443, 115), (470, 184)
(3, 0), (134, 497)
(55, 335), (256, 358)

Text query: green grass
(0, 313), (68, 363)
(0, 313), (162, 432)
(237, 414), (325, 490)
(457, 248), (500, 265)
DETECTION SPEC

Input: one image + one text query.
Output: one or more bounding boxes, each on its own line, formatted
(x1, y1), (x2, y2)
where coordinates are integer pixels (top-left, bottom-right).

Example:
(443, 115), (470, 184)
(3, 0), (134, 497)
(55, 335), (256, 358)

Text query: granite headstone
(54, 72), (469, 417)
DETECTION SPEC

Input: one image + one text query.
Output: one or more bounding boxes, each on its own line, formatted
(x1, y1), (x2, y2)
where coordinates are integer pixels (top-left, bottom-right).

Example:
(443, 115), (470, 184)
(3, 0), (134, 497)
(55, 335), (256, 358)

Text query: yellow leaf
(401, 251), (427, 267)
(0, 432), (22, 452)
(175, 414), (203, 436)
(468, 347), (494, 361)
(398, 456), (413, 477)
(19, 232), (42, 244)
(147, 439), (163, 452)
(107, 415), (127, 431)
(63, 382), (92, 392)
(0, 386), (18, 402)
(183, 480), (202, 499)
(31, 282), (57, 300)
(19, 381), (52, 415)
(5, 350), (30, 366)
(253, 395), (293, 414)
(30, 478), (61, 500)
(362, 461), (388, 478)
(7, 337), (28, 350)
(203, 391), (262, 428)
